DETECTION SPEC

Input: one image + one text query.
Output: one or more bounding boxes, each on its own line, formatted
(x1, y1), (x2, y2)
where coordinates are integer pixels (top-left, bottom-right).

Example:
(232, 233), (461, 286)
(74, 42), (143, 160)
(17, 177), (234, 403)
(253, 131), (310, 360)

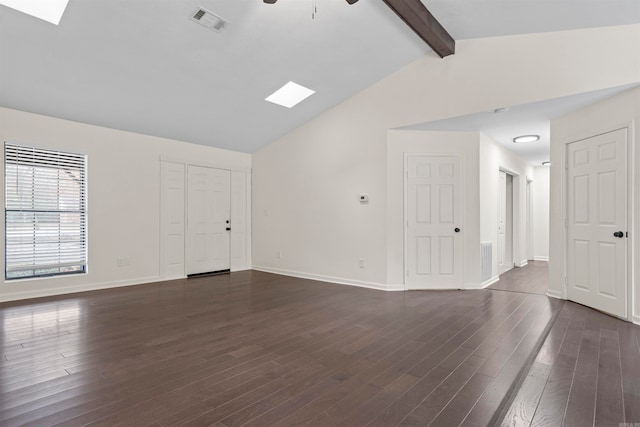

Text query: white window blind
(5, 143), (87, 280)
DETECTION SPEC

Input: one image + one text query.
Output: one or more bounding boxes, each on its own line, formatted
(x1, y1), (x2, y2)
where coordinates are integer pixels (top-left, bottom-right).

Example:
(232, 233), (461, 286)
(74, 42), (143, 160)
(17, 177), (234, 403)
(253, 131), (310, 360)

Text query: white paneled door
(567, 128), (628, 318)
(406, 155), (463, 289)
(187, 166), (231, 275)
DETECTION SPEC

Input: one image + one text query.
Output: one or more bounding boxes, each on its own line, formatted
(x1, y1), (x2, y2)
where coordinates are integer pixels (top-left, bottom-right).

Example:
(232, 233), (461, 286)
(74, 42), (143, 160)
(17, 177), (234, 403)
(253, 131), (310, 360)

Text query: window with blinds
(5, 143), (87, 280)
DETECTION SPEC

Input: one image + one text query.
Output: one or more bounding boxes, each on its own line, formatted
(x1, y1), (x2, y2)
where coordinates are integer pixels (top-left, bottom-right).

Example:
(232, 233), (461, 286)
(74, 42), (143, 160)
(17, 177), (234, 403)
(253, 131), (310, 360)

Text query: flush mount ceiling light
(513, 135), (540, 143)
(265, 81), (315, 108)
(0, 0), (69, 25)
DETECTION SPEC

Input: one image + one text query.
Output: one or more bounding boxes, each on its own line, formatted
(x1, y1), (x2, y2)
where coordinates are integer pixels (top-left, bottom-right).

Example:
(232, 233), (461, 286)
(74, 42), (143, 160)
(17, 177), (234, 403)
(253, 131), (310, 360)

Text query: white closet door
(187, 166), (230, 275)
(567, 128), (627, 318)
(406, 155), (463, 289)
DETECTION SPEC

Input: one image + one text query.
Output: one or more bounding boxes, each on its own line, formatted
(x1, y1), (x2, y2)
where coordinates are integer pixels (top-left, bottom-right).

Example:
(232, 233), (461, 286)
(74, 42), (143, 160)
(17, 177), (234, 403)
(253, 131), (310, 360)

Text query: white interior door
(187, 166), (231, 275)
(406, 155), (463, 289)
(498, 171), (507, 274)
(567, 128), (627, 318)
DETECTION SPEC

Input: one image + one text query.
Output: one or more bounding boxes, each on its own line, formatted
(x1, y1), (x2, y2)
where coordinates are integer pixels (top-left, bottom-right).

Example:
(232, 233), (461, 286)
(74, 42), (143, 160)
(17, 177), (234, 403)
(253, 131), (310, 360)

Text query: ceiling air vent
(190, 8), (229, 32)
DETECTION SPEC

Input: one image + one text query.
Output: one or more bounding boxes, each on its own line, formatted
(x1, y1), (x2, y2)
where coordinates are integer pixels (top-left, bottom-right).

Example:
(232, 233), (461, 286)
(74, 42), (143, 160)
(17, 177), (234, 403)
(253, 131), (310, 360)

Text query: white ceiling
(400, 83), (640, 165)
(1, 0), (639, 154)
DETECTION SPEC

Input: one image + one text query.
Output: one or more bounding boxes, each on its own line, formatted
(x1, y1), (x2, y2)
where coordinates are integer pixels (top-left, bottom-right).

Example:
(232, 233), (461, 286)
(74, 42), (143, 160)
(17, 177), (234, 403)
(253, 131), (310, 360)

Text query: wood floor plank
(398, 354), (486, 426)
(430, 372), (494, 427)
(563, 328), (599, 427)
(594, 329), (625, 426)
(618, 321), (640, 423)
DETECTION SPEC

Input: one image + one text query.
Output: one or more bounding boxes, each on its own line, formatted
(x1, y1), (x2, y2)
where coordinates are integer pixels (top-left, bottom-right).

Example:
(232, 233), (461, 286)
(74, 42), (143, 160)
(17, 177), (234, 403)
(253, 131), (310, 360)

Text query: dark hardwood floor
(0, 265), (636, 426)
(502, 299), (640, 427)
(488, 261), (550, 295)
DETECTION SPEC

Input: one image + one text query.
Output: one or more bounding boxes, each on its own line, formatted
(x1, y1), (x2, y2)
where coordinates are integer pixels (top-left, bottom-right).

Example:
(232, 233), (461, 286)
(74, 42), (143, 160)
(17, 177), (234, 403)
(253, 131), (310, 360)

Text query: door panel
(406, 155), (462, 289)
(160, 162), (185, 279)
(567, 128), (627, 318)
(187, 166), (231, 275)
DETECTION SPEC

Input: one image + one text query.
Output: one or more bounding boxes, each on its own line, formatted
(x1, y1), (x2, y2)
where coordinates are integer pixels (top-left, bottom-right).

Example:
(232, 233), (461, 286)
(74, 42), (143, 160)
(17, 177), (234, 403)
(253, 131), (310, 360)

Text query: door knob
(454, 228), (461, 233)
(613, 231), (624, 238)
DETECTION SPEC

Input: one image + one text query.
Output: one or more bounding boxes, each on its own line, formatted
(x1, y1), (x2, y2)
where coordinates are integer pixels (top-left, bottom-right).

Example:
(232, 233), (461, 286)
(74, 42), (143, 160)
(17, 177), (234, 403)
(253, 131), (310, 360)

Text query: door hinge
(565, 160), (568, 170)
(564, 218), (568, 228)
(564, 276), (568, 285)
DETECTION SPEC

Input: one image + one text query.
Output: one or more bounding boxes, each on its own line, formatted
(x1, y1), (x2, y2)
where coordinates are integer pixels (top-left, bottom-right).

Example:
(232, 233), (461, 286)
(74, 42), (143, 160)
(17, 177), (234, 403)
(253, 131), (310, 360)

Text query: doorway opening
(526, 178), (533, 262)
(498, 170), (516, 276)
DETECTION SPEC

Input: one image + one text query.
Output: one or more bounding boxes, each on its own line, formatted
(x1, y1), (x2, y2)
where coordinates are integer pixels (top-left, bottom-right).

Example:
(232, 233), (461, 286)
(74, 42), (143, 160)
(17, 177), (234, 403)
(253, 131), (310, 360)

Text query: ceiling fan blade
(382, 0), (455, 58)
(345, 0), (359, 4)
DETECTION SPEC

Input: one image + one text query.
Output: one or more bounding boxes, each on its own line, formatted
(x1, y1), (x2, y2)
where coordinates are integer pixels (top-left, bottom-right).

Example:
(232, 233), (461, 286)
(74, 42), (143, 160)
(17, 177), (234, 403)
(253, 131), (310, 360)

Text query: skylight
(0, 0), (70, 25)
(265, 82), (315, 108)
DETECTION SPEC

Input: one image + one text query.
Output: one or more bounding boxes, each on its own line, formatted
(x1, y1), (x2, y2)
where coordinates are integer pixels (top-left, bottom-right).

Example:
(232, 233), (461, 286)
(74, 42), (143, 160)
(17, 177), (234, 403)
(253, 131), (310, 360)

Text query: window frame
(4, 141), (88, 281)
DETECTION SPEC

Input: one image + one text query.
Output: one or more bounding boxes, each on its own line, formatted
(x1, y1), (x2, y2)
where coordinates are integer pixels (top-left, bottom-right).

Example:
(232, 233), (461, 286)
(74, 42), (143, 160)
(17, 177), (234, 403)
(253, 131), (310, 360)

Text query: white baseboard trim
(161, 275), (187, 281)
(517, 260), (528, 268)
(252, 266), (396, 292)
(533, 256), (549, 262)
(546, 289), (564, 299)
(0, 275), (161, 303)
(481, 275), (500, 289)
(466, 276), (499, 290)
(633, 315), (640, 326)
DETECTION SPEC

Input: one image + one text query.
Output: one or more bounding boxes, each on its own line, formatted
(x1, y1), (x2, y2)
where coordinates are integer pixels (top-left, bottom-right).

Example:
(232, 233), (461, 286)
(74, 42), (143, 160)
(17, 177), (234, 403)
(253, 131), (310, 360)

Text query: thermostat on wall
(359, 194), (369, 204)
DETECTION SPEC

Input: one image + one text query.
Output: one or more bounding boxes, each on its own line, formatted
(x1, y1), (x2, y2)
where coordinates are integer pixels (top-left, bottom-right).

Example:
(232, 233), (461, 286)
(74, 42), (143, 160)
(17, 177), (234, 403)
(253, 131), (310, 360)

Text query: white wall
(252, 25), (640, 289)
(550, 86), (640, 323)
(479, 134), (534, 282)
(0, 107), (251, 302)
(533, 166), (550, 261)
(386, 130), (480, 289)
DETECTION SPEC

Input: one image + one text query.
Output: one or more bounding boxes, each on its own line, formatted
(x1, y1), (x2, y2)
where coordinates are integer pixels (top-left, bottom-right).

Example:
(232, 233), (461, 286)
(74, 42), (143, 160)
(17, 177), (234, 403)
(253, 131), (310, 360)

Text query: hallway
(489, 261), (550, 295)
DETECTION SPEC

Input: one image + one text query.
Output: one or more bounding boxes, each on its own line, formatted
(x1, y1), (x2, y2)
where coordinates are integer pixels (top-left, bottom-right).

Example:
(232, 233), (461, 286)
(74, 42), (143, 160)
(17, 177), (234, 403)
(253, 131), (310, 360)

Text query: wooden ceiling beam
(382, 0), (455, 58)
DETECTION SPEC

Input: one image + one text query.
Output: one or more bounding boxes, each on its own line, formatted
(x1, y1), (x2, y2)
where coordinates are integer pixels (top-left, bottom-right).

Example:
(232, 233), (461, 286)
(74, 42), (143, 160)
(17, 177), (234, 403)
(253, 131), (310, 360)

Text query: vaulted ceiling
(1, 0), (639, 154)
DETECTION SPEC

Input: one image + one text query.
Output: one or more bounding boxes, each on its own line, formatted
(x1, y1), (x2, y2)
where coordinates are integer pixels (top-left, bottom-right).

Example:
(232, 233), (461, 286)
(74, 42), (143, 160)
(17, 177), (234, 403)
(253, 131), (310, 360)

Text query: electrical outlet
(359, 259), (365, 269)
(263, 209), (269, 217)
(276, 251), (281, 259)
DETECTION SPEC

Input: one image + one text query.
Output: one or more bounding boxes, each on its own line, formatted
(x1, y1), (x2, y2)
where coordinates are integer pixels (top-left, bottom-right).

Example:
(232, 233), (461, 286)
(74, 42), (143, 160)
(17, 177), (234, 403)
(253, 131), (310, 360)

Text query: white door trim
(498, 167), (521, 273)
(560, 124), (634, 321)
(403, 152), (465, 290)
(526, 177), (534, 262)
(160, 161), (186, 280)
